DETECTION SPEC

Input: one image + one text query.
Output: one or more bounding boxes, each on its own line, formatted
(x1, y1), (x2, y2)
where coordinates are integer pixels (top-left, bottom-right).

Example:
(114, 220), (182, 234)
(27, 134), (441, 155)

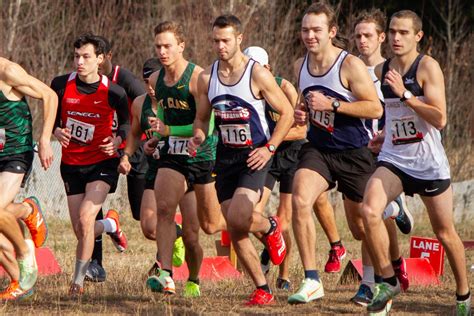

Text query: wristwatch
(331, 100), (341, 113)
(400, 90), (413, 102)
(265, 143), (276, 155)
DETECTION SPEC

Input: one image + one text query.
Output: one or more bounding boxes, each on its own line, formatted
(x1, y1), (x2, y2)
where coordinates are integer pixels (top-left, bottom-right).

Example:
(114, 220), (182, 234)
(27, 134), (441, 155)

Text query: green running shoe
(18, 240), (38, 291)
(456, 295), (472, 316)
(172, 224), (185, 267)
(367, 281), (400, 313)
(183, 281), (201, 298)
(146, 269), (175, 294)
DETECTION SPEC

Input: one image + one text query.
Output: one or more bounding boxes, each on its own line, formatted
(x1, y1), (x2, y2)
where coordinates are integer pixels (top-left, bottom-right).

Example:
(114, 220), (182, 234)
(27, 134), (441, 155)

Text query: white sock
(73, 259), (90, 286)
(361, 265), (375, 288)
(382, 201), (400, 220)
(98, 218), (117, 233)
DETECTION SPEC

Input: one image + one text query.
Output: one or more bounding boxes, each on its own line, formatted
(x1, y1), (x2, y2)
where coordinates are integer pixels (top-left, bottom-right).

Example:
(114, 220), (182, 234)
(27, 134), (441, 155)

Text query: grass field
(1, 203), (473, 315)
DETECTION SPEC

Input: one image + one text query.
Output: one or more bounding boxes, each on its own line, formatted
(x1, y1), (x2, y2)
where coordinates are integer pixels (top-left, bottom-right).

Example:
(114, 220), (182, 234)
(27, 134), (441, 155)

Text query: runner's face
(212, 26), (242, 61)
(388, 17), (423, 56)
(143, 78), (155, 97)
(301, 13), (336, 54)
(74, 44), (103, 77)
(354, 22), (384, 58)
(154, 31), (184, 66)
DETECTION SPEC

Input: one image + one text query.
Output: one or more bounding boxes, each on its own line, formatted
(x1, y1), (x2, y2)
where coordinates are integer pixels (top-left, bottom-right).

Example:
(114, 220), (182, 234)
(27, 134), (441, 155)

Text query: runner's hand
(384, 69), (405, 98)
(118, 155), (131, 175)
(247, 146), (272, 170)
(306, 91), (331, 112)
(99, 136), (116, 156)
(144, 137), (159, 156)
(148, 116), (168, 136)
(294, 109), (308, 126)
(368, 132), (385, 154)
(53, 127), (71, 148)
(38, 138), (53, 170)
(188, 135), (203, 157)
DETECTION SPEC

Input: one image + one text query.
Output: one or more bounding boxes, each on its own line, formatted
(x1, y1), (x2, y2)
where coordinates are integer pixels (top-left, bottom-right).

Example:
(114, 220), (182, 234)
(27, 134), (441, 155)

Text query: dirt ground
(1, 208), (473, 315)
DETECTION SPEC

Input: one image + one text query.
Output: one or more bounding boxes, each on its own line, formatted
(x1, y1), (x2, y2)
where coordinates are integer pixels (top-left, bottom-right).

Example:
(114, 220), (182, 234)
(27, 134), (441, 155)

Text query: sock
(257, 284), (271, 294)
(330, 240), (342, 248)
(265, 217), (277, 235)
(98, 218), (117, 233)
(73, 259), (90, 286)
(383, 201), (400, 219)
(374, 274), (383, 284)
(188, 278), (200, 285)
(163, 269), (173, 278)
(92, 210), (103, 266)
(361, 265), (375, 287)
(260, 248), (270, 265)
(175, 223), (183, 238)
(383, 275), (398, 287)
(304, 270), (320, 281)
(456, 291), (470, 301)
(391, 257), (403, 269)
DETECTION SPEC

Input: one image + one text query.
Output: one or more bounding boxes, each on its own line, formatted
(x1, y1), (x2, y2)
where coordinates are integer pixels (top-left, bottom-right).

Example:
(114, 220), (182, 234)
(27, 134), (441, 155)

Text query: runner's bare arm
(280, 78), (306, 141)
(385, 56), (447, 130)
(4, 62), (58, 170)
(293, 57), (308, 126)
(189, 68), (213, 152)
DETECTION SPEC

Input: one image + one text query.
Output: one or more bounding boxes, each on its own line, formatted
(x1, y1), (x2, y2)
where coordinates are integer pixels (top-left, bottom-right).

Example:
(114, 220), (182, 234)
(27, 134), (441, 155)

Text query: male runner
(289, 3), (382, 304)
(141, 21), (212, 297)
(243, 46), (305, 291)
(361, 10), (471, 315)
(86, 36), (148, 282)
(51, 33), (129, 295)
(0, 57), (57, 299)
(190, 15), (293, 305)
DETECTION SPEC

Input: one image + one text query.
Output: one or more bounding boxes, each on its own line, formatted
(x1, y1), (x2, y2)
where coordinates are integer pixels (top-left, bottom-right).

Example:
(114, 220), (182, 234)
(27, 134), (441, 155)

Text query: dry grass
(1, 208), (473, 315)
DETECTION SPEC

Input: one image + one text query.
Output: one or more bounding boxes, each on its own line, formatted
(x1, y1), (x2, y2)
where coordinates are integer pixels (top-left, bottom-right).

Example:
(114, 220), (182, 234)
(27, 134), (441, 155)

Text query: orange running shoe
(0, 281), (34, 301)
(105, 209), (128, 252)
(23, 197), (48, 248)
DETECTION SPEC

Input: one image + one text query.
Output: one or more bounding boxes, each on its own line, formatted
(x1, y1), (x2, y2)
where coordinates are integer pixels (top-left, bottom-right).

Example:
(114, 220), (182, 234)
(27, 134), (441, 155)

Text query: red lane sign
(410, 236), (445, 276)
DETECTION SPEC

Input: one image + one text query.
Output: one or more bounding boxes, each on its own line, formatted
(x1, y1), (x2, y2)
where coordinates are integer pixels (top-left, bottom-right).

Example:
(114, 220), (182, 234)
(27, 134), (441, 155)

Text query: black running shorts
(214, 148), (271, 203)
(60, 158), (120, 196)
(0, 151), (33, 188)
(377, 161), (451, 197)
(297, 143), (376, 202)
(265, 140), (305, 194)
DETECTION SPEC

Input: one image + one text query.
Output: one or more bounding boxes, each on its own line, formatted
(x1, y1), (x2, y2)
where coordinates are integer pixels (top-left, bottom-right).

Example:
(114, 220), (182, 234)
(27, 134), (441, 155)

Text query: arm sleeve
(109, 84), (130, 140)
(50, 75), (68, 129)
(118, 68), (146, 100)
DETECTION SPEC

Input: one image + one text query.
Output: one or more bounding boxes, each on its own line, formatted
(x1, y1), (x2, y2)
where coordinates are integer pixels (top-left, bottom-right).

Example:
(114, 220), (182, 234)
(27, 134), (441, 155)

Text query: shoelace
(328, 249), (339, 261)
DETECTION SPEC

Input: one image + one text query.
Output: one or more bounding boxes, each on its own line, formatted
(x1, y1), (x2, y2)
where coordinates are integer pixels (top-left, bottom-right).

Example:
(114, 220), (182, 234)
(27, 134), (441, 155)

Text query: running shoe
(392, 195), (414, 234)
(147, 261), (160, 277)
(18, 239), (37, 291)
(393, 257), (409, 292)
(105, 209), (128, 252)
(456, 294), (472, 316)
(68, 283), (84, 296)
(369, 299), (393, 316)
(172, 224), (185, 267)
(263, 216), (286, 265)
(288, 278), (324, 304)
(350, 283), (373, 306)
(260, 249), (270, 275)
(85, 259), (106, 283)
(276, 278), (291, 290)
(324, 244), (346, 273)
(146, 269), (175, 294)
(0, 281), (34, 301)
(245, 288), (274, 306)
(183, 281), (201, 298)
(23, 197), (48, 248)
(367, 281), (400, 313)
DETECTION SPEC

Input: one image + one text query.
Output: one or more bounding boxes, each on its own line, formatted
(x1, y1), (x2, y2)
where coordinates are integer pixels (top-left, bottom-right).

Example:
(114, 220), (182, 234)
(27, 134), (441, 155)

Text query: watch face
(269, 145), (276, 152)
(403, 91), (413, 99)
(332, 100), (340, 108)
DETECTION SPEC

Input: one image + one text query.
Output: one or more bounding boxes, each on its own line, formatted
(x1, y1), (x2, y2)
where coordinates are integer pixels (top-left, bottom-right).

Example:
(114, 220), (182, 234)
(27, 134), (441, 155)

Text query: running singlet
(367, 63), (385, 131)
(208, 59), (270, 149)
(379, 54), (450, 180)
(60, 72), (116, 165)
(0, 91), (32, 155)
(299, 50), (373, 151)
(154, 62), (217, 162)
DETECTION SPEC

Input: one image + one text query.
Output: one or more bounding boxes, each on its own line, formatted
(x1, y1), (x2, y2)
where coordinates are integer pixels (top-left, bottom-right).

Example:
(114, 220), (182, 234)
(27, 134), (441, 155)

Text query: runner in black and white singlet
(288, 3), (382, 305)
(189, 15), (293, 305)
(361, 10), (470, 314)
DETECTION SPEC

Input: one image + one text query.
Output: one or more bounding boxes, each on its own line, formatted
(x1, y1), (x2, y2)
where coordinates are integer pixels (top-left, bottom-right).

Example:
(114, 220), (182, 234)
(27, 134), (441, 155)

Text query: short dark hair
(96, 35), (113, 54)
(391, 10), (423, 33)
(212, 15), (242, 34)
(142, 58), (161, 79)
(73, 33), (106, 56)
(304, 2), (337, 30)
(154, 21), (186, 43)
(354, 8), (386, 35)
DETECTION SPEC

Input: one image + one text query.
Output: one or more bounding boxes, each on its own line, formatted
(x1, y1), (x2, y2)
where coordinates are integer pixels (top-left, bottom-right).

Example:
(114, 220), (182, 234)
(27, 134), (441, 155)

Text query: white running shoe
(288, 278), (324, 304)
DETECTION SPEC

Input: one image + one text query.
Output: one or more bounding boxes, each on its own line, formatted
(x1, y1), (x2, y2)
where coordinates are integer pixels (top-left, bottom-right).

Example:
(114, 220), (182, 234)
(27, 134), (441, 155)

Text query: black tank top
(381, 54), (424, 99)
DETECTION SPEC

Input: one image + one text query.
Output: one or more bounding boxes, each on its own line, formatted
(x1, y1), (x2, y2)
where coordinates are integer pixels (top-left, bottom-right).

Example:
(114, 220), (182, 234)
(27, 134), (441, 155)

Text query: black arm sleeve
(108, 83), (130, 141)
(116, 67), (146, 100)
(50, 74), (69, 130)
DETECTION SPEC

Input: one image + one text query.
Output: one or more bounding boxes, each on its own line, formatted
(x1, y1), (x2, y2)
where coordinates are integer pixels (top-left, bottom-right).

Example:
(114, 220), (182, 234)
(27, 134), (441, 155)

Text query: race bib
(152, 140), (166, 160)
(220, 124), (252, 147)
(66, 117), (95, 144)
(391, 116), (424, 145)
(0, 128), (5, 152)
(168, 136), (189, 155)
(112, 112), (118, 134)
(309, 109), (335, 133)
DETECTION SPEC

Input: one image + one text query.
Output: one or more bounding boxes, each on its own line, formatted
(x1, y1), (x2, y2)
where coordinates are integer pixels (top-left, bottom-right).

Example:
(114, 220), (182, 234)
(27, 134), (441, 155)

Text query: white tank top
(208, 59), (270, 148)
(367, 63), (384, 133)
(379, 55), (450, 180)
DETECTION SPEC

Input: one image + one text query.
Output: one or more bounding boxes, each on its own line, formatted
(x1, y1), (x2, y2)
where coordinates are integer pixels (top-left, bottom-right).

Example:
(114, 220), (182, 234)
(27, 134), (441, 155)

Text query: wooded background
(1, 0), (472, 180)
